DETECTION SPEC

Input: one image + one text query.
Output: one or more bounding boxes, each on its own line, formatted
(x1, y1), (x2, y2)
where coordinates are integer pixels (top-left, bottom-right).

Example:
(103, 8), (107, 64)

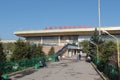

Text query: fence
(0, 54), (56, 75)
(91, 55), (119, 80)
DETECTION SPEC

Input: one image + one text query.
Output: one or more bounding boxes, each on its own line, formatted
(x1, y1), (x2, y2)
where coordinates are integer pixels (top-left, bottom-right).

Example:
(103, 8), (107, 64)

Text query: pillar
(41, 37), (43, 44)
(58, 36), (60, 46)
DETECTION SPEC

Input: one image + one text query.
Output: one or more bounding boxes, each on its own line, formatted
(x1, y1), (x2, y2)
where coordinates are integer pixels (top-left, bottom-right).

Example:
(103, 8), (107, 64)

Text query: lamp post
(101, 29), (120, 67)
(98, 0), (101, 35)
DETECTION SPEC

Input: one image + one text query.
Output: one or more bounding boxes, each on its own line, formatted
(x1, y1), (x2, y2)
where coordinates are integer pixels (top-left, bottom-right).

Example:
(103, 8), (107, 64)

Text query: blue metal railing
(55, 44), (68, 56)
(55, 43), (78, 56)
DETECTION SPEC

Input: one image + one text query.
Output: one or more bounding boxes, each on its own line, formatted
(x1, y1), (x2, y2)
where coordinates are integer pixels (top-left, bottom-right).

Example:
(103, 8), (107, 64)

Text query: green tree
(48, 46), (55, 55)
(100, 41), (116, 62)
(37, 44), (45, 56)
(89, 28), (117, 63)
(89, 28), (104, 57)
(33, 44), (45, 57)
(3, 42), (15, 61)
(79, 40), (89, 53)
(0, 42), (6, 62)
(30, 44), (37, 58)
(3, 42), (15, 52)
(11, 39), (45, 60)
(23, 42), (32, 59)
(11, 39), (28, 60)
(89, 28), (105, 71)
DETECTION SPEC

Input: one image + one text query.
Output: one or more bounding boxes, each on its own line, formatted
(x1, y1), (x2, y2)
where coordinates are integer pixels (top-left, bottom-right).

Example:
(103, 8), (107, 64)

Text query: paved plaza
(10, 55), (103, 80)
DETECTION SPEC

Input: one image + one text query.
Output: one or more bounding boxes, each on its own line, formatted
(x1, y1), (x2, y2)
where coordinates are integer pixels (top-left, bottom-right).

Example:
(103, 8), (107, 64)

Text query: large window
(26, 36), (41, 41)
(60, 35), (78, 43)
(43, 36), (58, 43)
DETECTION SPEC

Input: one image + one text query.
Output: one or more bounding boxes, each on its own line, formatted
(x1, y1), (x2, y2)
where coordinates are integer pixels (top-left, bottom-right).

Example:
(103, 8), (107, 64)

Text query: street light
(90, 41), (99, 59)
(101, 29), (120, 67)
(98, 0), (101, 35)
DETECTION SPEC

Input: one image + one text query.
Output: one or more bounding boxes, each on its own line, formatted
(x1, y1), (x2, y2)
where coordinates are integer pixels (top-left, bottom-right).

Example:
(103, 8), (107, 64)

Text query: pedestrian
(41, 58), (47, 67)
(58, 56), (61, 61)
(80, 51), (82, 57)
(79, 53), (81, 60)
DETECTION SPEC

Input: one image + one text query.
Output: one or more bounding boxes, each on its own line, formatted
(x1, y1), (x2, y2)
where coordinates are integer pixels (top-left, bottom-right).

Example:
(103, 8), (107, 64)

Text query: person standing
(80, 51), (82, 57)
(79, 53), (81, 60)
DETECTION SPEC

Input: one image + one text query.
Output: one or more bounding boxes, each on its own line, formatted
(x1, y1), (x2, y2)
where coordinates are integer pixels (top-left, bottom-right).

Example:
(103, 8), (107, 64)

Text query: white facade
(14, 26), (120, 45)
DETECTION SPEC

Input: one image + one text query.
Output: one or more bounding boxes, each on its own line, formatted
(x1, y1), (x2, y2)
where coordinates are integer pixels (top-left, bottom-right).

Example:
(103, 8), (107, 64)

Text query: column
(41, 37), (43, 44)
(58, 36), (60, 46)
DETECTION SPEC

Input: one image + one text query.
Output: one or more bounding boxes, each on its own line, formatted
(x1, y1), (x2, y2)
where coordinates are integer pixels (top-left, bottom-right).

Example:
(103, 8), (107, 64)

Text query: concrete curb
(91, 62), (108, 80)
(8, 62), (51, 77)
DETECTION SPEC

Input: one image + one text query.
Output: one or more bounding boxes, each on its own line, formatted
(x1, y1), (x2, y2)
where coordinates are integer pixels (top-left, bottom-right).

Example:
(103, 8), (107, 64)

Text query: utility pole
(98, 0), (101, 35)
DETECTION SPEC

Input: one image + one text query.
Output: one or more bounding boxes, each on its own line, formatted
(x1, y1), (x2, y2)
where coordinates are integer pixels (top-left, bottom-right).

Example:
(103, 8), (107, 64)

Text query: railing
(0, 55), (55, 75)
(55, 43), (78, 57)
(90, 55), (119, 80)
(0, 43), (78, 79)
(55, 44), (68, 57)
(1, 44), (76, 75)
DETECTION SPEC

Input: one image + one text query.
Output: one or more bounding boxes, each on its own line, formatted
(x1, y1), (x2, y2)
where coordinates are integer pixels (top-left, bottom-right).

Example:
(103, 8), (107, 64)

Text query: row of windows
(26, 36), (90, 41)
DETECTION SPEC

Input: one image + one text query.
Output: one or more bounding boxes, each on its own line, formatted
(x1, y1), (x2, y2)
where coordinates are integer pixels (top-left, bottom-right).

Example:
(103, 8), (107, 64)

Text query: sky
(0, 0), (120, 40)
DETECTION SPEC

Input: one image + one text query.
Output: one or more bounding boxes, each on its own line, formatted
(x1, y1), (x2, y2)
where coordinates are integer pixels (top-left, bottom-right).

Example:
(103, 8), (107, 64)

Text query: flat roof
(0, 40), (16, 43)
(14, 26), (120, 37)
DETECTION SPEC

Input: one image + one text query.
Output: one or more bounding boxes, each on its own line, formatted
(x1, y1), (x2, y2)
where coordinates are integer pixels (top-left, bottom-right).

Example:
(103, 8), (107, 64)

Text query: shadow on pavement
(10, 69), (37, 79)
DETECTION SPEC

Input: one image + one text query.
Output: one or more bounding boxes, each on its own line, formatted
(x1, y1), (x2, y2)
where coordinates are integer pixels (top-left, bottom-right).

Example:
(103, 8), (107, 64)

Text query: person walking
(41, 58), (47, 67)
(79, 53), (81, 60)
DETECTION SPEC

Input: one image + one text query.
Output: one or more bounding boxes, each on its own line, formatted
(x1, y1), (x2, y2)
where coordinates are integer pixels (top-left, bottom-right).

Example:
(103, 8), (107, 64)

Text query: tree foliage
(48, 46), (55, 55)
(2, 42), (15, 52)
(90, 28), (103, 44)
(0, 42), (6, 62)
(11, 39), (45, 60)
(100, 41), (116, 62)
(31, 44), (45, 58)
(36, 44), (45, 56)
(11, 39), (28, 60)
(89, 28), (104, 56)
(89, 28), (117, 63)
(79, 40), (89, 53)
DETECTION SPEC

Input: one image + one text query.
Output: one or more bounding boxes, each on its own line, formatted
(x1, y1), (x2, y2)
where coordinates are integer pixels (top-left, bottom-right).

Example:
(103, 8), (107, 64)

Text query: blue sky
(0, 0), (120, 40)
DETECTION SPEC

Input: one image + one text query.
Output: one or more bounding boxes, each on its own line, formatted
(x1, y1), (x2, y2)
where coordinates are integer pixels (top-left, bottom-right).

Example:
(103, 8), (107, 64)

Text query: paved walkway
(10, 55), (103, 80)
